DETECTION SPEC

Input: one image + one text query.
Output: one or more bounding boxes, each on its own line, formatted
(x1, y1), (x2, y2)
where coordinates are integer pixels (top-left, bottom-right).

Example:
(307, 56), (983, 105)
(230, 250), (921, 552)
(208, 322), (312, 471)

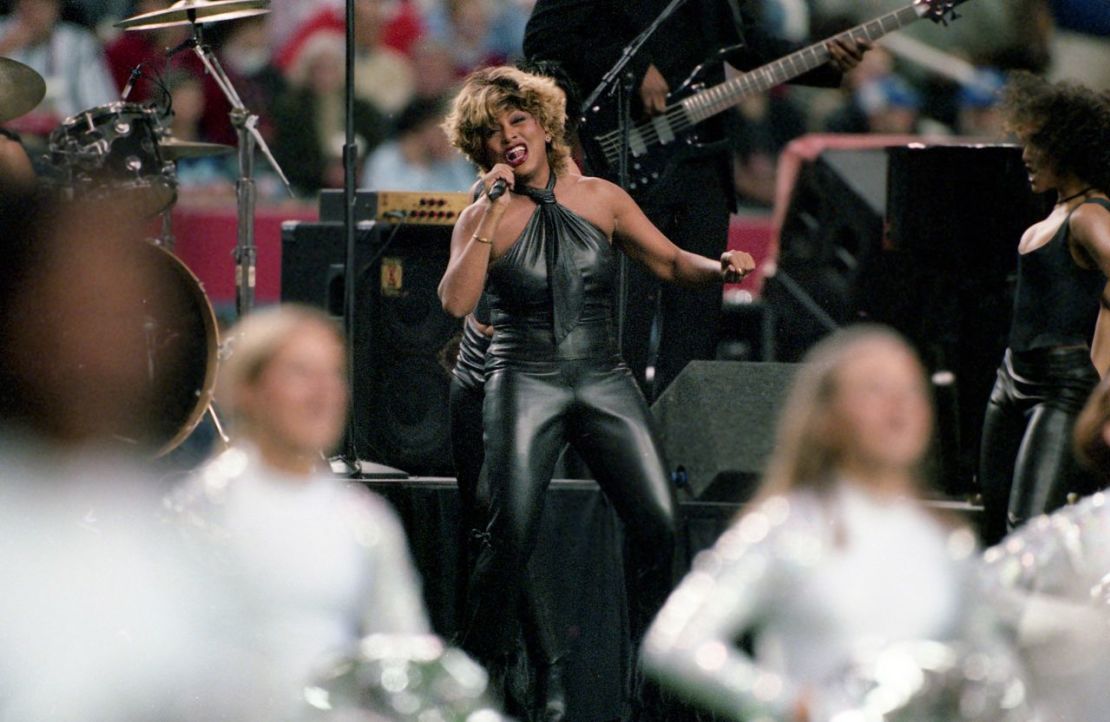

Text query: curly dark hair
(1001, 71), (1110, 193)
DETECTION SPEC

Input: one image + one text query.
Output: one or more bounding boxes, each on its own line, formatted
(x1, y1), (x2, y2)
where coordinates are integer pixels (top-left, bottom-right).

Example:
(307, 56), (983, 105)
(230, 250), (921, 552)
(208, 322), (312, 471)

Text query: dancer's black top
(1010, 198), (1110, 351)
(486, 173), (619, 366)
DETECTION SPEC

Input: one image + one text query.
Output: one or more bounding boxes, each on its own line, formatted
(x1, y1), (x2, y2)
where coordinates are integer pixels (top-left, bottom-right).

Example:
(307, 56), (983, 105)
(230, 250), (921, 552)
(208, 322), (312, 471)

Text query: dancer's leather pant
(462, 356), (678, 662)
(979, 346), (1100, 545)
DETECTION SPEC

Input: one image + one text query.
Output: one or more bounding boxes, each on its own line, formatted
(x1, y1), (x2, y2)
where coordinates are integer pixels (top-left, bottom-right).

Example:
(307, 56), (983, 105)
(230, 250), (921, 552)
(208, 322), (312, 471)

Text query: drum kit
(1, 0), (289, 457)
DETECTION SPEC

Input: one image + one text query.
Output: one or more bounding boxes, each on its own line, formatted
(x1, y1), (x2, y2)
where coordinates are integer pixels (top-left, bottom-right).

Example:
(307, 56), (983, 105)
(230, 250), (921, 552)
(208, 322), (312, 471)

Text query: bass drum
(135, 242), (220, 457)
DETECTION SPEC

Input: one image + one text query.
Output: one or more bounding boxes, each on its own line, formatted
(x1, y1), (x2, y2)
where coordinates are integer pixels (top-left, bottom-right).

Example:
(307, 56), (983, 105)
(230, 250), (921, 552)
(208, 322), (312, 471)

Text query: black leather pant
(462, 356), (678, 663)
(450, 375), (579, 674)
(979, 346), (1100, 544)
(449, 377), (485, 622)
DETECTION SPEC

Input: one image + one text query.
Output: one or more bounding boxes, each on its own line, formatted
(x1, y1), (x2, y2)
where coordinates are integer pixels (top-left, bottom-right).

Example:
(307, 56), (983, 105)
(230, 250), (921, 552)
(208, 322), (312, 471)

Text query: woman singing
(438, 66), (754, 720)
(978, 72), (1110, 544)
(641, 326), (1022, 722)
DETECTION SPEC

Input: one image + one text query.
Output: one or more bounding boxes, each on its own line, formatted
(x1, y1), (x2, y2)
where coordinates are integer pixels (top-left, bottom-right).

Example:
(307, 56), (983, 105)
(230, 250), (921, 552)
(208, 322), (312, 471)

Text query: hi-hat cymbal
(0, 57), (46, 123)
(116, 0), (270, 31)
(160, 137), (235, 160)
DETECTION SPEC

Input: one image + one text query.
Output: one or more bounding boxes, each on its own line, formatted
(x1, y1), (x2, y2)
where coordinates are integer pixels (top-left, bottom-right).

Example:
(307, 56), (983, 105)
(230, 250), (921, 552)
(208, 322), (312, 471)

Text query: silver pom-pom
(301, 634), (511, 722)
(825, 640), (1035, 722)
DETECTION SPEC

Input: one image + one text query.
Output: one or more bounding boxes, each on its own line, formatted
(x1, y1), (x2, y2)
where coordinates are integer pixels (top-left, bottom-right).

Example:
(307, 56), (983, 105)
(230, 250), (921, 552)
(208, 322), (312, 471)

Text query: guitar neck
(685, 3), (927, 123)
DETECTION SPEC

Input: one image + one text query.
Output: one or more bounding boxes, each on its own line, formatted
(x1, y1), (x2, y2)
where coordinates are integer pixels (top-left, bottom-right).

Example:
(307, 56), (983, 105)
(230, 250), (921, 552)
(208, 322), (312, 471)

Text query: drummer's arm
(0, 132), (35, 187)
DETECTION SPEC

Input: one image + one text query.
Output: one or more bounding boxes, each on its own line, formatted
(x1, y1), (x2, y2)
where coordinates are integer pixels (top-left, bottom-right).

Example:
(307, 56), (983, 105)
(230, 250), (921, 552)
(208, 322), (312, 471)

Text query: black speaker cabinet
(651, 360), (797, 501)
(767, 141), (1054, 493)
(281, 221), (461, 475)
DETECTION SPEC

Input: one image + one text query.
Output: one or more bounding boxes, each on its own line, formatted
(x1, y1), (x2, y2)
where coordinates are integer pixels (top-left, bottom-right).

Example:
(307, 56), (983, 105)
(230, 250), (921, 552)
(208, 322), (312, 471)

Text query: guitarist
(524, 0), (871, 400)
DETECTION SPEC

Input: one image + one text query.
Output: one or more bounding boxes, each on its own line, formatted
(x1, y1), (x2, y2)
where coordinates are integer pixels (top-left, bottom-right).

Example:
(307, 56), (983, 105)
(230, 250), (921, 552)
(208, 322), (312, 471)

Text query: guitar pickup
(652, 116), (676, 145)
(629, 130), (648, 157)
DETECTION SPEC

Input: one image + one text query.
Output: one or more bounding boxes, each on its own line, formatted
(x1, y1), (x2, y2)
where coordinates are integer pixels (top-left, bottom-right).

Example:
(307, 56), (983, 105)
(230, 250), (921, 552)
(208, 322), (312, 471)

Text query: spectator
(381, 0), (425, 56)
(267, 0), (338, 52)
(811, 0), (1054, 74)
(409, 39), (462, 101)
(0, 0), (117, 140)
(354, 0), (416, 116)
(196, 15), (285, 147)
(825, 73), (949, 136)
(272, 28), (387, 195)
(360, 95), (475, 191)
(730, 90), (808, 207)
(73, 0), (130, 26)
(163, 71), (234, 193)
(853, 74), (925, 134)
(955, 67), (1008, 138)
(104, 0), (203, 104)
(423, 0), (508, 76)
(1047, 0), (1110, 89)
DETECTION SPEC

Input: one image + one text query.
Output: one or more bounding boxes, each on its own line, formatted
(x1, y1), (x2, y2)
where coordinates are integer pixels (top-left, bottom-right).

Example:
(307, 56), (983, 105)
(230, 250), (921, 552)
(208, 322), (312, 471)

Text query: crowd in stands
(0, 0), (1106, 205)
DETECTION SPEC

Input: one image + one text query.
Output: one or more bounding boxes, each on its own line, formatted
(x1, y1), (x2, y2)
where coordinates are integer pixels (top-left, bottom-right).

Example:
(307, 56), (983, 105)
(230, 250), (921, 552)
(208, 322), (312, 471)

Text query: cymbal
(160, 137), (235, 160)
(116, 0), (270, 31)
(0, 57), (46, 123)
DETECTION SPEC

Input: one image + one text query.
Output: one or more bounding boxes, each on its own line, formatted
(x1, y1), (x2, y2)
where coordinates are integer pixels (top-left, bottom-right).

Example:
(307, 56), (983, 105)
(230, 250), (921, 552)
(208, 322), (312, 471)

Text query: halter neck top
(485, 174), (619, 365)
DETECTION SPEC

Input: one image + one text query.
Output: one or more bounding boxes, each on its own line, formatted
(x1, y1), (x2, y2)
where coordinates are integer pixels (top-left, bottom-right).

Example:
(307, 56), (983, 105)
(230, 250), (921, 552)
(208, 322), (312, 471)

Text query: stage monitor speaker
(768, 142), (1053, 493)
(651, 360), (797, 502)
(767, 146), (888, 361)
(281, 220), (461, 476)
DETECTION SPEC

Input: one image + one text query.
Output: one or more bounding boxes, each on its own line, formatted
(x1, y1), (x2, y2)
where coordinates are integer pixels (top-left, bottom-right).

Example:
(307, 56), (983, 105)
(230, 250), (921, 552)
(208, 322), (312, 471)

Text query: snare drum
(49, 102), (176, 215)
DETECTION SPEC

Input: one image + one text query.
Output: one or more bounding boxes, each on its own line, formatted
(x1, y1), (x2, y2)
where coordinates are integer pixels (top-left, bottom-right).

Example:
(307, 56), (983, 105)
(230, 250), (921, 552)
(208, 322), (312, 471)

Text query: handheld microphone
(488, 179), (508, 200)
(121, 64), (143, 101)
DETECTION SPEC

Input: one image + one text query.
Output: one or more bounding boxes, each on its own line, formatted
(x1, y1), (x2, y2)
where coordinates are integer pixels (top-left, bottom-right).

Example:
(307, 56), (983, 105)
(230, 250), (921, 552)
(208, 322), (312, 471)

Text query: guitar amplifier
(281, 220), (460, 476)
(319, 190), (470, 226)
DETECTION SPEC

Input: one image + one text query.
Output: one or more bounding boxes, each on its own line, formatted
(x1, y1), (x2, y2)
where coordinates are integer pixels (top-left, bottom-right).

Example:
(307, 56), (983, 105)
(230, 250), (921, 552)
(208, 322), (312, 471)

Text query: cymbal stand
(179, 12), (291, 318)
(158, 207), (176, 253)
(206, 403), (230, 449)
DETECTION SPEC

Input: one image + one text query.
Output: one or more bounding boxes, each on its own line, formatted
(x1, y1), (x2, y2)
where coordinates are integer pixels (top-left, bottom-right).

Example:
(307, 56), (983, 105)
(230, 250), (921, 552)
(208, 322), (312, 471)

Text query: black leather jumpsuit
(462, 176), (678, 663)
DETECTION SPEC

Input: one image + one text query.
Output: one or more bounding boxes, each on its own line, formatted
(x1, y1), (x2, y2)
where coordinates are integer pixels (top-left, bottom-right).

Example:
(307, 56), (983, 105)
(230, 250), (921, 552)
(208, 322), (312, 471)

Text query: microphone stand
(579, 0), (688, 350)
(176, 13), (292, 319)
(340, 0), (361, 469)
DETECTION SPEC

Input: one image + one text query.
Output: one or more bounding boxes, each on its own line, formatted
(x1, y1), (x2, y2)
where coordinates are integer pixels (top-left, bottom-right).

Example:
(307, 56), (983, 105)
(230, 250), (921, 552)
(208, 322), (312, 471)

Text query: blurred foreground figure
(642, 326), (1032, 722)
(166, 305), (437, 720)
(0, 185), (253, 721)
(981, 373), (1110, 722)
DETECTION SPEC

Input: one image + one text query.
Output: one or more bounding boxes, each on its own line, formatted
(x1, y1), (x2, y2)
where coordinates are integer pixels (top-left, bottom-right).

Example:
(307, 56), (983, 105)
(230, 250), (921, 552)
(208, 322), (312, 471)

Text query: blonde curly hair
(442, 65), (572, 175)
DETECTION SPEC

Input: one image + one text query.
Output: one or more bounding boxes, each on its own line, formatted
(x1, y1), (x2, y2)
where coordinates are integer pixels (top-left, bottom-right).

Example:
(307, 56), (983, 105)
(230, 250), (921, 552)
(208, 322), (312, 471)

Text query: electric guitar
(578, 0), (971, 202)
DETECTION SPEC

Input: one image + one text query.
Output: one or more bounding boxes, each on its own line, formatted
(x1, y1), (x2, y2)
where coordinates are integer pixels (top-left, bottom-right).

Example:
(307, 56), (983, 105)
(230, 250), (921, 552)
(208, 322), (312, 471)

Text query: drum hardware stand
(158, 207), (176, 252)
(339, 0), (362, 468)
(172, 12), (292, 318)
(206, 403), (230, 449)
